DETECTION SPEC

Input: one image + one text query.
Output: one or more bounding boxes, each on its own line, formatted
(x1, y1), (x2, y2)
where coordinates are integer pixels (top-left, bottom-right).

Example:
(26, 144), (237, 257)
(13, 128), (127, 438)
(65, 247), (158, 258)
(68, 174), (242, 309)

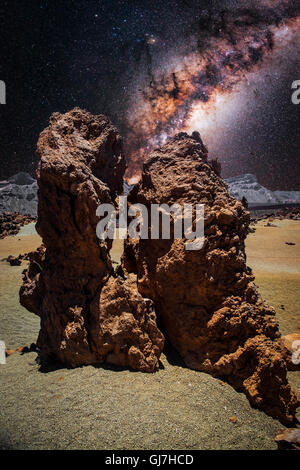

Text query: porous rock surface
(20, 108), (163, 371)
(122, 132), (299, 424)
(0, 212), (36, 238)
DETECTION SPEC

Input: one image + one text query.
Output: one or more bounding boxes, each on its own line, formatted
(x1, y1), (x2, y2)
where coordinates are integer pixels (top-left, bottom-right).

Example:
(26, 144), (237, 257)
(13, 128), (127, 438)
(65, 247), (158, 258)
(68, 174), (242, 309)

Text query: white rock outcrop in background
(225, 174), (300, 207)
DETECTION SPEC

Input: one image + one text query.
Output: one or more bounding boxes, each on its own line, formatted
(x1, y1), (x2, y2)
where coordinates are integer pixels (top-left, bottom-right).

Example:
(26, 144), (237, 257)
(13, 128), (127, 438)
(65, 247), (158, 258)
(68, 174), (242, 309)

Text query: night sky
(1, 0), (300, 189)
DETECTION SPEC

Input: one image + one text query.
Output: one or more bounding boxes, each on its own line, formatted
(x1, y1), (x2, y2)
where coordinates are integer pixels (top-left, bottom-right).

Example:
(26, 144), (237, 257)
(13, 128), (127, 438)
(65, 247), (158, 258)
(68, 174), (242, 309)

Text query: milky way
(1, 0), (300, 190)
(124, 0), (300, 183)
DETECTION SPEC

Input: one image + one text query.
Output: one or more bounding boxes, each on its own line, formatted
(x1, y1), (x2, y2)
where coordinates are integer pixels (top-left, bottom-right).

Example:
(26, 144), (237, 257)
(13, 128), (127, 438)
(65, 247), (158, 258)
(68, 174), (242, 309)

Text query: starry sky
(1, 0), (300, 189)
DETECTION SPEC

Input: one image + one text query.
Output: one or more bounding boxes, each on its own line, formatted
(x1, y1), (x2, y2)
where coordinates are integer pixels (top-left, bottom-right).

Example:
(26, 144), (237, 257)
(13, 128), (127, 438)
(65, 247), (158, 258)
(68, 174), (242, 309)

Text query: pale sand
(0, 224), (41, 349)
(246, 218), (300, 397)
(0, 221), (299, 450)
(246, 219), (300, 335)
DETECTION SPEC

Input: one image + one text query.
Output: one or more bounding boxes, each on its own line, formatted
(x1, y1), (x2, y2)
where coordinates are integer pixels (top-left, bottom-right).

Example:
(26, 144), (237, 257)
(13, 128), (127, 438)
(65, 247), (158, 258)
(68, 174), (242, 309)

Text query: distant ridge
(0, 172), (37, 215)
(1, 172), (300, 215)
(225, 173), (300, 207)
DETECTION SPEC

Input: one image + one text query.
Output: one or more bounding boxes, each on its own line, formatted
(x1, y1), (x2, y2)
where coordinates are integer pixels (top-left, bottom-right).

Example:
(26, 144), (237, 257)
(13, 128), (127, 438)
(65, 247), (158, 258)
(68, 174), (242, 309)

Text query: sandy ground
(246, 218), (300, 397)
(0, 224), (41, 349)
(246, 219), (300, 333)
(0, 221), (299, 450)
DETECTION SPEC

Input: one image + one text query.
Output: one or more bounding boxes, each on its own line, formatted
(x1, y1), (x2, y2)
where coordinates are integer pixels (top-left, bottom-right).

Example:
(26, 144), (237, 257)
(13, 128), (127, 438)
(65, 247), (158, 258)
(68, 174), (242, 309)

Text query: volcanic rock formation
(19, 109), (299, 423)
(20, 108), (164, 371)
(122, 132), (299, 424)
(0, 212), (36, 238)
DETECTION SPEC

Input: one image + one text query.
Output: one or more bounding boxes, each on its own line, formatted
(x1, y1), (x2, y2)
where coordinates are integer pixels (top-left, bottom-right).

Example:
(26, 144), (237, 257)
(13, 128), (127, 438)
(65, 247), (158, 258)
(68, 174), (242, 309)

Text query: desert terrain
(0, 218), (299, 450)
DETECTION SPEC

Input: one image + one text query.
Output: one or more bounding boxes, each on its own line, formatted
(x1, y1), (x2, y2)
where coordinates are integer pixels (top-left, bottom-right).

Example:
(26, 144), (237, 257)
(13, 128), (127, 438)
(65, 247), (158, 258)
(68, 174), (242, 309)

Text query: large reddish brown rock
(122, 132), (299, 424)
(89, 276), (164, 372)
(20, 108), (163, 371)
(19, 244), (46, 314)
